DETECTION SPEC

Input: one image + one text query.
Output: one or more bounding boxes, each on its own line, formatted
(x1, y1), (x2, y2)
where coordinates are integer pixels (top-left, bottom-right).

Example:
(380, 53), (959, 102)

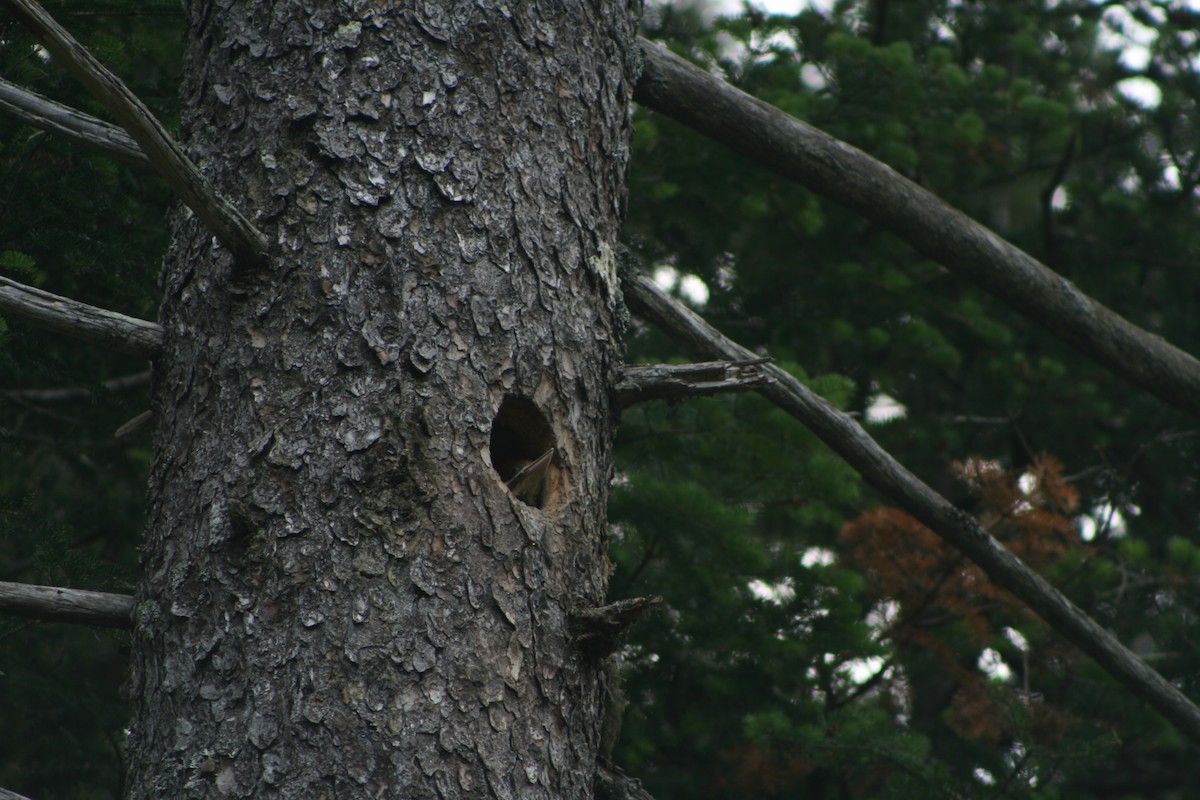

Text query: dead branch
(614, 359), (772, 408)
(623, 272), (1200, 744)
(0, 580), (134, 629)
(0, 275), (162, 358)
(633, 38), (1200, 419)
(0, 77), (149, 168)
(0, 0), (270, 266)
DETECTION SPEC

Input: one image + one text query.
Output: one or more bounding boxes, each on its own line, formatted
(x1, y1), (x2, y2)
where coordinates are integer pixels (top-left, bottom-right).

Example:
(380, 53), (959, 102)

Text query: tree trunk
(126, 2), (637, 797)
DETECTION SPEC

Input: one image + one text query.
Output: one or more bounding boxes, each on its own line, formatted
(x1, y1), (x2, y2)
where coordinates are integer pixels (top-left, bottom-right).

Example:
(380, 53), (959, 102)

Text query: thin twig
(3, 370), (150, 402)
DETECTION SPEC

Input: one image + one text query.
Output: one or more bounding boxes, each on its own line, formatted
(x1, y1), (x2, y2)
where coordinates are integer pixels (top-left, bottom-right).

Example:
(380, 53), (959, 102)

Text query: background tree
(615, 1), (1200, 798)
(4, 1), (1200, 799)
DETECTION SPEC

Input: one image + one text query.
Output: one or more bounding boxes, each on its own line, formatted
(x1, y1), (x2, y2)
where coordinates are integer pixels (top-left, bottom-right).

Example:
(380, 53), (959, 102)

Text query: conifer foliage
(616, 1), (1200, 797)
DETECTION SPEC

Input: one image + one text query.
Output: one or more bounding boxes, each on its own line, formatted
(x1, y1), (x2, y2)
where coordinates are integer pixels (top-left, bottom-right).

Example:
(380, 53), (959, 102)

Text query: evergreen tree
(617, 1), (1200, 797)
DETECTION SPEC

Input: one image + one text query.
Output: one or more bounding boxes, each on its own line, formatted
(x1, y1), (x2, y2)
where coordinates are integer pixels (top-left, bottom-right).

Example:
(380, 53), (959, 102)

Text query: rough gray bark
(126, 2), (638, 798)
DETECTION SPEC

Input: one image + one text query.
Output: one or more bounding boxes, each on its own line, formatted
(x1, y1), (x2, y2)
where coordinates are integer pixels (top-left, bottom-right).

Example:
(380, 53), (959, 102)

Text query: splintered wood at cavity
(488, 395), (560, 509)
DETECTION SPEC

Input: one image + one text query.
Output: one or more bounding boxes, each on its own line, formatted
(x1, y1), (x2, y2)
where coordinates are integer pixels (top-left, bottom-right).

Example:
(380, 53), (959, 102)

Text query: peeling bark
(127, 3), (638, 798)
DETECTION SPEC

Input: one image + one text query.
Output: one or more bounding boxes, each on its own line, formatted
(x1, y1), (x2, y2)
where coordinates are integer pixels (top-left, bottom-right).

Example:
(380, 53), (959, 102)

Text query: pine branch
(633, 38), (1200, 419)
(0, 275), (162, 358)
(623, 272), (1200, 744)
(0, 77), (150, 169)
(0, 0), (270, 267)
(0, 580), (134, 629)
(613, 359), (772, 408)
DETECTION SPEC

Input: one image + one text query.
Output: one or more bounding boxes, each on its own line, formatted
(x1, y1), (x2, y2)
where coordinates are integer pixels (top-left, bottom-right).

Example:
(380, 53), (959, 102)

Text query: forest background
(3, 0), (1200, 798)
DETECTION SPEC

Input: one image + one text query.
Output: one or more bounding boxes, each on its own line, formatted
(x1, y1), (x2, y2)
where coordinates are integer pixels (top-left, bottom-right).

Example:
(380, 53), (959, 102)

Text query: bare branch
(633, 39), (1200, 419)
(3, 369), (150, 402)
(614, 359), (772, 408)
(0, 0), (270, 266)
(624, 272), (1200, 744)
(0, 76), (149, 168)
(0, 787), (36, 800)
(0, 580), (134, 629)
(0, 275), (162, 358)
(572, 596), (664, 656)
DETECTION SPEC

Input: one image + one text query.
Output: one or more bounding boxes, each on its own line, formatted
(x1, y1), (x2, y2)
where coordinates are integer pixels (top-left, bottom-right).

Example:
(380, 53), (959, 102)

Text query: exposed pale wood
(0, 276), (162, 358)
(0, 77), (149, 168)
(625, 272), (1200, 744)
(0, 0), (269, 266)
(633, 38), (1200, 418)
(614, 359), (772, 408)
(0, 580), (134, 629)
